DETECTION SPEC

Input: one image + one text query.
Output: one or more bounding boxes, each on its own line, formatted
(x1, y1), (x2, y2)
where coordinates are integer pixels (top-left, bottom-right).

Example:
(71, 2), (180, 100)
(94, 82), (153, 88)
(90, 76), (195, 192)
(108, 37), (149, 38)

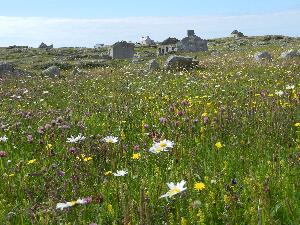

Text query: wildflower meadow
(0, 38), (299, 224)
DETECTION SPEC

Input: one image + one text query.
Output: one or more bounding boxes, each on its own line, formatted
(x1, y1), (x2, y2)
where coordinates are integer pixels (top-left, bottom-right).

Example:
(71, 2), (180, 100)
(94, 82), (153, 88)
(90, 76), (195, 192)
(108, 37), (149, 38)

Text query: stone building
(140, 36), (155, 46)
(108, 41), (135, 59)
(231, 30), (245, 38)
(157, 37), (179, 55)
(39, 42), (53, 49)
(177, 30), (208, 52)
(157, 30), (208, 55)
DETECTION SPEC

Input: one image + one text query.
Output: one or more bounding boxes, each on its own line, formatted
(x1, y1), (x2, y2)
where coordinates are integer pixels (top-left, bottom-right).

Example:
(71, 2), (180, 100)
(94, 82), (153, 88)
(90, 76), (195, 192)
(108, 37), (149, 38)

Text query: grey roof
(112, 41), (135, 48)
(161, 37), (179, 45)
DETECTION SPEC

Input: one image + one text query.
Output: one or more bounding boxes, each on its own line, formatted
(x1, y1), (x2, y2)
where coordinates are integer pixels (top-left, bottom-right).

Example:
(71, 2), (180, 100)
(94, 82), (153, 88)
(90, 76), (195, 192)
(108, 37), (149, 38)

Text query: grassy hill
(0, 36), (299, 224)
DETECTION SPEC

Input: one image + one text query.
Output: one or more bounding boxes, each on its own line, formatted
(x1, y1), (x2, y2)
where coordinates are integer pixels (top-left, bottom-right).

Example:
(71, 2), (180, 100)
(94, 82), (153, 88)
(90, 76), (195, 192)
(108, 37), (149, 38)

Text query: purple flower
(174, 121), (180, 127)
(27, 135), (33, 143)
(177, 110), (184, 116)
(57, 170), (65, 177)
(159, 117), (167, 124)
(37, 126), (45, 134)
(203, 116), (209, 125)
(181, 100), (190, 106)
(83, 196), (93, 204)
(68, 147), (76, 154)
(143, 124), (149, 129)
(231, 178), (237, 185)
(44, 123), (52, 130)
(133, 145), (140, 151)
(0, 151), (7, 157)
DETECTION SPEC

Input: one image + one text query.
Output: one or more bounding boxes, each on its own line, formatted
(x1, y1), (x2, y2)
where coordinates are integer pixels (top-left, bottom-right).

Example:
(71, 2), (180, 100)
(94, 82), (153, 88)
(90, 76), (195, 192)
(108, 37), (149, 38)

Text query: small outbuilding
(108, 41), (135, 59)
(140, 36), (155, 46)
(157, 37), (179, 55)
(231, 30), (245, 38)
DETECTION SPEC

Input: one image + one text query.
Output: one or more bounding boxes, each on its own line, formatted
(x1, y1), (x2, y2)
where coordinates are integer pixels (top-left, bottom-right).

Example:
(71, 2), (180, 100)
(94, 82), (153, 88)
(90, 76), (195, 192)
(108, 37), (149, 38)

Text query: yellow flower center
(168, 187), (181, 196)
(159, 143), (167, 148)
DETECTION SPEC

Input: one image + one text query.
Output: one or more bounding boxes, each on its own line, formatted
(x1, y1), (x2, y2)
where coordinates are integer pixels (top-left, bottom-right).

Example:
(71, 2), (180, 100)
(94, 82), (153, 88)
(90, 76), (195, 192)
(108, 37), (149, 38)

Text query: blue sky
(0, 0), (299, 47)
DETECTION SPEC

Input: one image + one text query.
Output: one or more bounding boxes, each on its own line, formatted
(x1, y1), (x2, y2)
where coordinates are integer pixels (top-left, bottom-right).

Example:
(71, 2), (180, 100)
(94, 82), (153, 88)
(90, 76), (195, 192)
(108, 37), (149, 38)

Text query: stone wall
(109, 45), (135, 59)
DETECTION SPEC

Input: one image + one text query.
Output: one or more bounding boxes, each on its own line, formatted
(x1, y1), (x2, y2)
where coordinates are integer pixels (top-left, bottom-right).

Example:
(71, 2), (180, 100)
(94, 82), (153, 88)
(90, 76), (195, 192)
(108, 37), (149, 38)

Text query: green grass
(0, 38), (299, 224)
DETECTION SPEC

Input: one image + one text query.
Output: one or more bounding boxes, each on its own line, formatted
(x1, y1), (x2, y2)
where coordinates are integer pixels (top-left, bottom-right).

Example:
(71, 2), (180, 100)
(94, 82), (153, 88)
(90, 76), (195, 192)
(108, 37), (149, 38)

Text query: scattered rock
(148, 59), (160, 71)
(164, 55), (198, 70)
(71, 67), (84, 76)
(254, 51), (272, 62)
(280, 50), (299, 59)
(42, 66), (60, 77)
(0, 62), (14, 73)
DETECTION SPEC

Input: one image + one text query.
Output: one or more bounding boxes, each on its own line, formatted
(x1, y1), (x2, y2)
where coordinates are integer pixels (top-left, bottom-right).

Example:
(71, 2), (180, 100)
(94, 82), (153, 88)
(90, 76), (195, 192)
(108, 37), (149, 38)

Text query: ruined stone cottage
(108, 41), (135, 59)
(157, 37), (179, 55)
(39, 42), (53, 49)
(231, 30), (245, 38)
(140, 36), (155, 46)
(177, 30), (208, 52)
(157, 30), (208, 55)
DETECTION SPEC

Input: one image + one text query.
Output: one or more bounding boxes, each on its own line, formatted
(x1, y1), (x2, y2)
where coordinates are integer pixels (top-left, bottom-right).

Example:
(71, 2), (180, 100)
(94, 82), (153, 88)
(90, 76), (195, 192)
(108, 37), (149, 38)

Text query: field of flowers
(0, 38), (299, 224)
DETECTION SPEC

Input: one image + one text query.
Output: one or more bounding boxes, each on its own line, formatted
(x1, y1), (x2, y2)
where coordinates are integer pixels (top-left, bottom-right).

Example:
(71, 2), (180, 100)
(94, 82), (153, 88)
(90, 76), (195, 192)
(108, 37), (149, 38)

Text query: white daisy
(56, 197), (91, 210)
(286, 84), (295, 90)
(0, 135), (8, 143)
(113, 170), (128, 177)
(149, 139), (174, 154)
(160, 180), (187, 198)
(103, 136), (118, 144)
(275, 90), (284, 96)
(56, 201), (77, 210)
(66, 133), (86, 143)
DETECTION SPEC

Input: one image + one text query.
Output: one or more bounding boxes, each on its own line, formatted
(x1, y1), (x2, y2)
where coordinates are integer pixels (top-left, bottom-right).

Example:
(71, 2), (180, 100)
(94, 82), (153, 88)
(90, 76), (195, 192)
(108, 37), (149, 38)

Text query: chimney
(187, 30), (195, 37)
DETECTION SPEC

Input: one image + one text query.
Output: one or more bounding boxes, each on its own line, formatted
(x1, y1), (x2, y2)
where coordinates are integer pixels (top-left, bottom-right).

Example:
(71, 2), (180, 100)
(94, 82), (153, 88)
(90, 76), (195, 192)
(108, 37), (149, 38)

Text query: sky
(0, 0), (299, 47)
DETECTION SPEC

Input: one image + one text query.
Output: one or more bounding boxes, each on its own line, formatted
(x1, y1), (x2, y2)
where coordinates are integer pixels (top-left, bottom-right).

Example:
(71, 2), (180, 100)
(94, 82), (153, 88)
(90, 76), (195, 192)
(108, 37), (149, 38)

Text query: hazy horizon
(0, 0), (299, 47)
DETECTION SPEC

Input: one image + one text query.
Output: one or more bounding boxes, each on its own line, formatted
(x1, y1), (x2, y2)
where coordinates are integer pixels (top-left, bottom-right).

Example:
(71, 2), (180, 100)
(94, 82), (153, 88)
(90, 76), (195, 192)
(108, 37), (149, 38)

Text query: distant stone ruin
(231, 30), (245, 38)
(177, 30), (208, 52)
(140, 36), (155, 46)
(108, 41), (135, 59)
(157, 30), (208, 55)
(157, 38), (179, 55)
(7, 45), (29, 49)
(39, 42), (53, 49)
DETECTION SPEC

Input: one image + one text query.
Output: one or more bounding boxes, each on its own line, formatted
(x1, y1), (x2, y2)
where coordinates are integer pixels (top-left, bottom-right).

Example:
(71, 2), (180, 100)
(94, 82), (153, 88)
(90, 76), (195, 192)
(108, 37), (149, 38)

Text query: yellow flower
(83, 156), (92, 162)
(104, 171), (112, 176)
(27, 159), (36, 165)
(201, 112), (208, 117)
(9, 173), (15, 177)
(224, 194), (231, 204)
(215, 141), (223, 149)
(194, 182), (206, 191)
(131, 153), (141, 160)
(107, 204), (114, 214)
(46, 144), (53, 149)
(295, 123), (300, 127)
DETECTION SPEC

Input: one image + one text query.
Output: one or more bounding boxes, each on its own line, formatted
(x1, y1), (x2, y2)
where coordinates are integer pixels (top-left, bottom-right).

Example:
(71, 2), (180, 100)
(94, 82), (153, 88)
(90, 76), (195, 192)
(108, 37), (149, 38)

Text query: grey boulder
(280, 50), (299, 59)
(254, 51), (272, 61)
(42, 66), (60, 77)
(164, 55), (198, 70)
(0, 62), (13, 73)
(148, 59), (160, 71)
